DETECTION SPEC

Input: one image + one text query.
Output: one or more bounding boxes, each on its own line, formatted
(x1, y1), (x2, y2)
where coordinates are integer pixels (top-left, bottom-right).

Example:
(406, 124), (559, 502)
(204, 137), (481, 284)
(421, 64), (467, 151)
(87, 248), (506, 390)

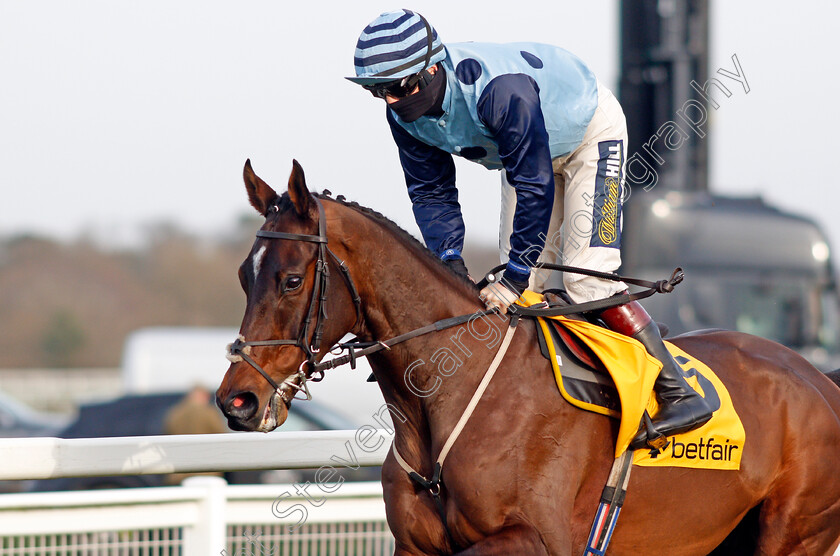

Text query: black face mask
(389, 66), (447, 123)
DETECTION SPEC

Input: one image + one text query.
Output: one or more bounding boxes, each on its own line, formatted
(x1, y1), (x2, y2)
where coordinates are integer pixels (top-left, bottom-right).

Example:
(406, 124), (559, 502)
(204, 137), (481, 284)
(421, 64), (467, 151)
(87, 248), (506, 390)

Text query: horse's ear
(243, 159), (279, 216)
(287, 159), (312, 216)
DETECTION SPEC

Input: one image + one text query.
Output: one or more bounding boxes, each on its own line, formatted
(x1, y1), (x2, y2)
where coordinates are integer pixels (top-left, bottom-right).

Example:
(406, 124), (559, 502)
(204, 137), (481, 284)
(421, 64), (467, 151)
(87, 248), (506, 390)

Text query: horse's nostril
(224, 391), (259, 421)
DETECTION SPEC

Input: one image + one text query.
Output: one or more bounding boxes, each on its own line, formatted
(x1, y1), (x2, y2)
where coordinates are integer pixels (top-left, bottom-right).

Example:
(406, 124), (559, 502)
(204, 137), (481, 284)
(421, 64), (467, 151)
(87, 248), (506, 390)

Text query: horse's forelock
(260, 192), (316, 229)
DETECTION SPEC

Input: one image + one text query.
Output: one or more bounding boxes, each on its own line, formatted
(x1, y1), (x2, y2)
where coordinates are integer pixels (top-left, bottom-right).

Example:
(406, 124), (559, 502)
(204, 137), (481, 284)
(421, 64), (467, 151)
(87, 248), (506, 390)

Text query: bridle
(226, 197), (362, 407)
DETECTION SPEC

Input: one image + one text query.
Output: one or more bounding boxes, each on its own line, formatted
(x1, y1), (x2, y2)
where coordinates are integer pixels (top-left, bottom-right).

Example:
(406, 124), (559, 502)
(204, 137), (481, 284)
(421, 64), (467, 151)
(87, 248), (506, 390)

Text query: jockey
(347, 9), (712, 449)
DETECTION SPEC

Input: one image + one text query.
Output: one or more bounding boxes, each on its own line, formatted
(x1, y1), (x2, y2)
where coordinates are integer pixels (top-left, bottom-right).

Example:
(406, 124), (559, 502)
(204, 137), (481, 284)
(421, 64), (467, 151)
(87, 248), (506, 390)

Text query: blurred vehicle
(29, 391), (380, 491)
(622, 192), (840, 371)
(0, 390), (71, 492)
(121, 327), (236, 394)
(0, 389), (70, 439)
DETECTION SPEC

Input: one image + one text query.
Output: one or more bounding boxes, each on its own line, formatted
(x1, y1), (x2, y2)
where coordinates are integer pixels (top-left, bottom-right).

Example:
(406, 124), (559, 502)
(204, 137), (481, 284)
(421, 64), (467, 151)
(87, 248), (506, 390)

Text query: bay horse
(216, 160), (840, 555)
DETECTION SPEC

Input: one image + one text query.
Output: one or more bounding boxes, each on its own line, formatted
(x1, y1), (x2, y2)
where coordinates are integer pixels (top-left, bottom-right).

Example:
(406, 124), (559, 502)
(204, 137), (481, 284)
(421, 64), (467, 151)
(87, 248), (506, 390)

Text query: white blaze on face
(252, 245), (267, 279)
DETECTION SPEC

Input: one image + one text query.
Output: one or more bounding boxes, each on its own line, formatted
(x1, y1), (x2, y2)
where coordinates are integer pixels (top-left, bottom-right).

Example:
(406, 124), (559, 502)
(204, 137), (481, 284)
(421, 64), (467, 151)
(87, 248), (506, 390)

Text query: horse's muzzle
(218, 390), (288, 432)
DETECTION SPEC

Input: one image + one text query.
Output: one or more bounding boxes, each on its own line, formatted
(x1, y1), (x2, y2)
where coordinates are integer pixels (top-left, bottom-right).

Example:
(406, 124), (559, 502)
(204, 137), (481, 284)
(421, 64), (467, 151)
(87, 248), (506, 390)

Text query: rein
(315, 310), (496, 373)
(316, 265), (682, 374)
(478, 263), (684, 317)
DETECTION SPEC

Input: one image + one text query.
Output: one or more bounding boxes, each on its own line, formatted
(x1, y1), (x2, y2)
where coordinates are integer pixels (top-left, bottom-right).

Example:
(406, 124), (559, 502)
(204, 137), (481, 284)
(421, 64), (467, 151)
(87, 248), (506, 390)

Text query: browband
(256, 230), (327, 243)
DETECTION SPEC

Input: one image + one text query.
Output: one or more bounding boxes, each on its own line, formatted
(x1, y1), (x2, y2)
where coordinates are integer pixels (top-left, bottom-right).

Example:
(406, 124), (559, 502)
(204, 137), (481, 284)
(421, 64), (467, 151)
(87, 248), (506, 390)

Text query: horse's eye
(283, 276), (303, 292)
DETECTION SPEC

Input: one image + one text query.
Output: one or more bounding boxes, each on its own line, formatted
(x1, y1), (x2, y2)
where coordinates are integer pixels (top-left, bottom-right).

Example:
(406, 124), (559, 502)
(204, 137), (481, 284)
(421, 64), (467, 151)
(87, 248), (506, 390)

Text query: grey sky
(1, 2), (838, 264)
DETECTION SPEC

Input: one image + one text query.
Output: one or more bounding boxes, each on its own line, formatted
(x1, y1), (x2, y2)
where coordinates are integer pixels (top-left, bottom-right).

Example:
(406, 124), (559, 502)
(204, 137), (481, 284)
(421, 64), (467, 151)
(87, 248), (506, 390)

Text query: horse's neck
(334, 206), (487, 472)
(337, 209), (481, 342)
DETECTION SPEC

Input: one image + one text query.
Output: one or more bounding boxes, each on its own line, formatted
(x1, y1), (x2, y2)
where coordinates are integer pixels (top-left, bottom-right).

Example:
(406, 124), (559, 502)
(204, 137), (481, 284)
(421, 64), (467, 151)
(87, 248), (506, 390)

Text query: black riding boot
(600, 300), (713, 450)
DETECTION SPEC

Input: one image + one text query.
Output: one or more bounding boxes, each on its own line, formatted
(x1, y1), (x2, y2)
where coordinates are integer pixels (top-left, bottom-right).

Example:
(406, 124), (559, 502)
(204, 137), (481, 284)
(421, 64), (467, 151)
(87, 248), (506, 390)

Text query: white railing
(0, 477), (394, 555)
(0, 430), (389, 480)
(0, 430), (393, 555)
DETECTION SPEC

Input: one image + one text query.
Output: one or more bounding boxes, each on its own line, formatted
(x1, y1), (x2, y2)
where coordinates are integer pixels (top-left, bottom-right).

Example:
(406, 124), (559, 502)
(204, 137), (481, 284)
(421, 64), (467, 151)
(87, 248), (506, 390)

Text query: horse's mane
(296, 190), (480, 291)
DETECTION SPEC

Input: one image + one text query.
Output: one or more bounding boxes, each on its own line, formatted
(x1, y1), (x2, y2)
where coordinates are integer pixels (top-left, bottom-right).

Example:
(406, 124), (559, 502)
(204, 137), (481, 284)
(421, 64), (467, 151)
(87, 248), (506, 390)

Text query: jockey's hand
(480, 277), (528, 312)
(444, 257), (473, 282)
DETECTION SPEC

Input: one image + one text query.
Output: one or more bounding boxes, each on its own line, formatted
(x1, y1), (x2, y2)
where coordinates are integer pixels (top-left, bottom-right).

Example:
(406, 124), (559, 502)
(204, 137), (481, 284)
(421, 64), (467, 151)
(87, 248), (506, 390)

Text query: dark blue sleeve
(387, 108), (465, 260)
(477, 74), (554, 283)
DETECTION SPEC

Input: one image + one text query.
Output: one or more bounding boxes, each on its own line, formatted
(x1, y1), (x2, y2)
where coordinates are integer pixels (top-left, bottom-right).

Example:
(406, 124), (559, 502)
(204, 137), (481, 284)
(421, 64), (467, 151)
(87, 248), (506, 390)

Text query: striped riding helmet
(346, 9), (446, 86)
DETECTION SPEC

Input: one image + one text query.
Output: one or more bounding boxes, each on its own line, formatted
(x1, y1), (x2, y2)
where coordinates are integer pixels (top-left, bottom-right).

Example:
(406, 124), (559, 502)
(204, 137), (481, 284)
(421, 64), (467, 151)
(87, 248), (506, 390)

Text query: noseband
(226, 198), (362, 406)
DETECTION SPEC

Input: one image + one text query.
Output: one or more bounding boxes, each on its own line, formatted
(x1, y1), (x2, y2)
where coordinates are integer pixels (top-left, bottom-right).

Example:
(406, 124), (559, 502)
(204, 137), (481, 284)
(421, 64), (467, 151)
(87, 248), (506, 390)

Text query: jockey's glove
(501, 274), (530, 296)
(480, 277), (528, 313)
(444, 257), (472, 281)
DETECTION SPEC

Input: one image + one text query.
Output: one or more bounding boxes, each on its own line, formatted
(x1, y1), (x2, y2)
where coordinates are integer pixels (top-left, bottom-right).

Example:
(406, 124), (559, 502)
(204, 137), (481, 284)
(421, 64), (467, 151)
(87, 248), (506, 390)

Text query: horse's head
(216, 159), (360, 432)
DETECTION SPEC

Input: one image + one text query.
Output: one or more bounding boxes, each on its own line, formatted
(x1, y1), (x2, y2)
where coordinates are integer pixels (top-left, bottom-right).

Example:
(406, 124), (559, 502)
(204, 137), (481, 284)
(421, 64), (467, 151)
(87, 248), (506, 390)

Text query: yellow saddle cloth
(518, 291), (745, 470)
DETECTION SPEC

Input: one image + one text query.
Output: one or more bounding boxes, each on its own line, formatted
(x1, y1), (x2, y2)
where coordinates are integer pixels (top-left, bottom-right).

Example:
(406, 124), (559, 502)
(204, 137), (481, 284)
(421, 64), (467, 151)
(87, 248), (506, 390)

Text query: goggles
(363, 72), (425, 99)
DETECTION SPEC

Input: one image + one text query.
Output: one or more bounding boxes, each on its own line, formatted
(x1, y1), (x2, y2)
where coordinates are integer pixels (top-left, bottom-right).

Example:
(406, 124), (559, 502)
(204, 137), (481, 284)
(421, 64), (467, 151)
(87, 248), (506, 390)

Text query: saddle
(534, 289), (669, 418)
(536, 312), (622, 416)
